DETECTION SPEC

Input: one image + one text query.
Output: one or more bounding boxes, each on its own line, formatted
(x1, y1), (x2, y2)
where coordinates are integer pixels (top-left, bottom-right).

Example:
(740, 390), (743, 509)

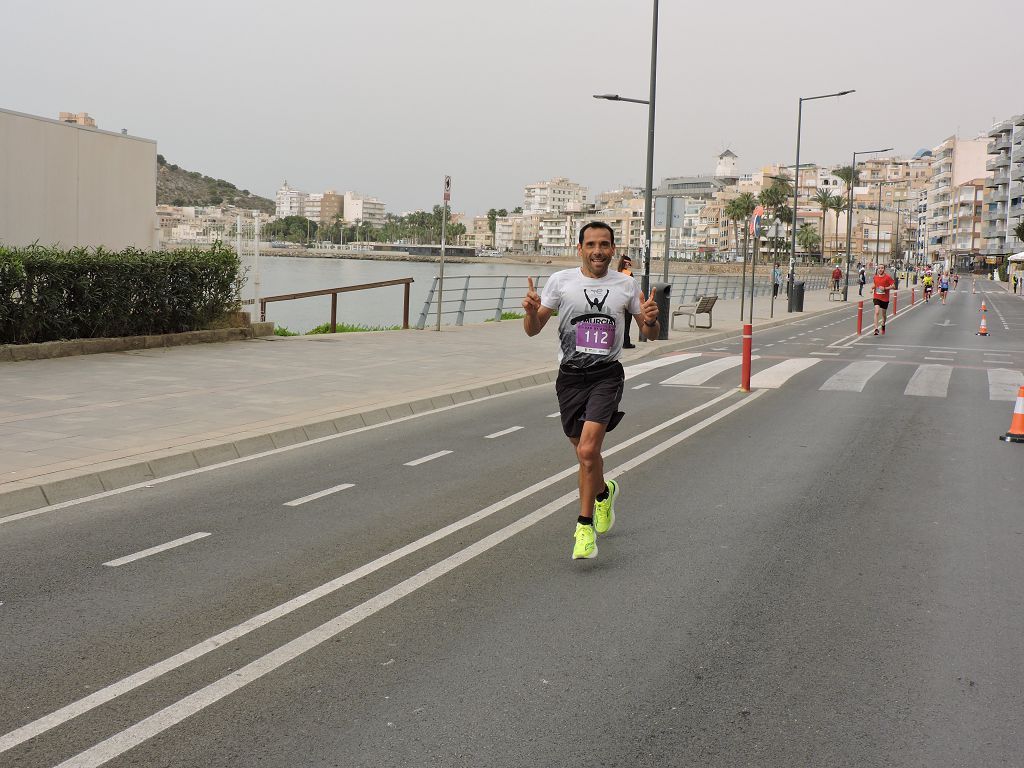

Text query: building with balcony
(926, 135), (989, 266)
(523, 177), (588, 215)
(981, 113), (1024, 259)
(275, 181), (308, 219)
(342, 191), (386, 227)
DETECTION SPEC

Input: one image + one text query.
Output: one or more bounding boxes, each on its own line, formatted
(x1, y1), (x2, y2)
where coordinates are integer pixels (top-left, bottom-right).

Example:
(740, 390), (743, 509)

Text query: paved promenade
(1, 287), (854, 515)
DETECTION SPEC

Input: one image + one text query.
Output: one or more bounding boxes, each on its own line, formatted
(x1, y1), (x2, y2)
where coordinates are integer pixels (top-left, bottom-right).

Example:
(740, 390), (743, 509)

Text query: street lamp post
(843, 147), (894, 300)
(874, 181), (899, 267)
(788, 89), (855, 311)
(593, 0), (659, 301)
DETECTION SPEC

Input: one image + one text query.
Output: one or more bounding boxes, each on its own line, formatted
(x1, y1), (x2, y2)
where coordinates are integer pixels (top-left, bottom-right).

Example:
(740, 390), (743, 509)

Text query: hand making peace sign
(522, 276), (541, 315)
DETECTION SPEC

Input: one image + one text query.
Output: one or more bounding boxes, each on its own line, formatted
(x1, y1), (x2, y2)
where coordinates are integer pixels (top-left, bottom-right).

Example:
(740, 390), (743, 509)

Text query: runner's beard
(583, 253), (611, 278)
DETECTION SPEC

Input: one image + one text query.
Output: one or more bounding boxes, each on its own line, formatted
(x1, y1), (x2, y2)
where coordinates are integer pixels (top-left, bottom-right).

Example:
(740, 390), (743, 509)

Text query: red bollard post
(892, 291), (898, 316)
(857, 300), (864, 335)
(911, 288), (916, 305)
(740, 323), (752, 392)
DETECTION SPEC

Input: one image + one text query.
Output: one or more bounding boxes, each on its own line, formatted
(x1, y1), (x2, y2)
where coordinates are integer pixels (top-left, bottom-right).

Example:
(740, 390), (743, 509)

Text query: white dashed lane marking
(103, 532), (212, 567)
(485, 426), (524, 439)
(404, 450), (453, 467)
(284, 484), (355, 507)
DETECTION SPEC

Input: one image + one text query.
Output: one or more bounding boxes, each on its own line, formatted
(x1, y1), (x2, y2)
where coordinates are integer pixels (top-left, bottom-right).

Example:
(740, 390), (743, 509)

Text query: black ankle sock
(577, 515), (593, 526)
(595, 487), (609, 502)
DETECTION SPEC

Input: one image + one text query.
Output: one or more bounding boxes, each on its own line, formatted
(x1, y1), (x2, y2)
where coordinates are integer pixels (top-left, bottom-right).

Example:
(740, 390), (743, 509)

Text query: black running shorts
(555, 361), (625, 439)
(873, 298), (889, 309)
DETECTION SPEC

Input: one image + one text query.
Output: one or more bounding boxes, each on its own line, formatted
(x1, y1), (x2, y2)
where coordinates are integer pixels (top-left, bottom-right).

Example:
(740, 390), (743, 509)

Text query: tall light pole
(593, 0), (659, 299)
(874, 180), (899, 266)
(843, 147), (893, 300)
(788, 89), (855, 310)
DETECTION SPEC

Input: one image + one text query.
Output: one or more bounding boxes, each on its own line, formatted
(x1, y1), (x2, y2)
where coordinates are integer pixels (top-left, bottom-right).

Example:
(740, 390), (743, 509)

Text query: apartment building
(343, 191), (386, 227)
(982, 113), (1024, 259)
(320, 190), (344, 224)
(275, 181), (307, 218)
(523, 177), (587, 214)
(927, 135), (989, 266)
(59, 111), (96, 127)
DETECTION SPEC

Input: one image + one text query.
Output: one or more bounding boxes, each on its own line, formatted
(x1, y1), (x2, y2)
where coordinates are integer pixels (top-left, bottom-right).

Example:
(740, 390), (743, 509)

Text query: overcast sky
(7, 0), (1022, 217)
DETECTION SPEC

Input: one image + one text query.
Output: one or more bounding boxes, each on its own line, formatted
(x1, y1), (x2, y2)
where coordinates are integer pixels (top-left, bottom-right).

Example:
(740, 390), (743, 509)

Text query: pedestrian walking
(858, 263), (867, 297)
(772, 263), (782, 299)
(831, 264), (843, 292)
(872, 264), (895, 335)
(522, 221), (660, 560)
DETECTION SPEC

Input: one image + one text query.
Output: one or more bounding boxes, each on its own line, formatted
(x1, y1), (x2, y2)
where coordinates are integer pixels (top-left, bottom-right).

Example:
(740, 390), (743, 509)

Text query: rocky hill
(156, 155), (275, 214)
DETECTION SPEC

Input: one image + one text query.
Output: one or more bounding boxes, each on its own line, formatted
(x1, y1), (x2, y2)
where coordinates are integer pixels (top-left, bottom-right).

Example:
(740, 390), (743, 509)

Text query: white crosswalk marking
(661, 355), (753, 386)
(987, 368), (1023, 401)
(820, 361), (886, 392)
(624, 353), (700, 380)
(749, 358), (820, 389)
(904, 365), (952, 397)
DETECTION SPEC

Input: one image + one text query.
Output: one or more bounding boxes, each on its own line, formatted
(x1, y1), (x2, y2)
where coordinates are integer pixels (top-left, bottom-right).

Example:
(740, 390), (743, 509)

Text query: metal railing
(415, 271), (830, 328)
(260, 278), (414, 331)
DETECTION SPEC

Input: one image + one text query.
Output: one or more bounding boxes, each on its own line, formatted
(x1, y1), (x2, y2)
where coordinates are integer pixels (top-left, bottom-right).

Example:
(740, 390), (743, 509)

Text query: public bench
(671, 294), (718, 330)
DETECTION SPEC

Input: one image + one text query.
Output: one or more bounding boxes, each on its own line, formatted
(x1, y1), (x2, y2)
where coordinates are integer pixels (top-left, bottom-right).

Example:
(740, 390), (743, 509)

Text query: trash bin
(788, 281), (805, 312)
(651, 281), (671, 340)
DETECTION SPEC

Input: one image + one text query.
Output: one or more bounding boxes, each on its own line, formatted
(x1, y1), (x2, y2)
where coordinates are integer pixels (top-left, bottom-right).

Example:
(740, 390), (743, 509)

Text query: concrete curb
(0, 322), (275, 363)
(0, 301), (850, 519)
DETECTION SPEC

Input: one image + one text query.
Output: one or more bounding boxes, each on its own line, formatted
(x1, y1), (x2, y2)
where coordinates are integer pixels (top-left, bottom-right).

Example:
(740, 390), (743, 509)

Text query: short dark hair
(578, 221), (615, 245)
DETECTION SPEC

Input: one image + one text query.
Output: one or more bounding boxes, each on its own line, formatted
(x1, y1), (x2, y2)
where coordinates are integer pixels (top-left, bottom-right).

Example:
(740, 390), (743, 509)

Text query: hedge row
(0, 244), (242, 344)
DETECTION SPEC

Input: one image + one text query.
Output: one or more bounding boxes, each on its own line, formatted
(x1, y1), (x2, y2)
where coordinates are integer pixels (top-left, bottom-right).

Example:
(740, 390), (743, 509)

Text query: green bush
(0, 243), (241, 344)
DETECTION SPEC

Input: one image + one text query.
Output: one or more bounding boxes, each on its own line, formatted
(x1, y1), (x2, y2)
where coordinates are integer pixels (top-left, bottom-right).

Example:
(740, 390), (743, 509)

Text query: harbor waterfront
(251, 254), (831, 332)
(253, 256), (562, 332)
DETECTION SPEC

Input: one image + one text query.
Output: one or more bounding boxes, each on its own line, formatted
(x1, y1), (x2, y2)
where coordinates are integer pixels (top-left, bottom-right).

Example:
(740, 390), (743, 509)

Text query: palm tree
(829, 195), (847, 259)
(759, 183), (789, 262)
(834, 166), (859, 188)
(797, 223), (820, 256)
(726, 193), (758, 263)
(813, 188), (836, 262)
(1014, 221), (1024, 243)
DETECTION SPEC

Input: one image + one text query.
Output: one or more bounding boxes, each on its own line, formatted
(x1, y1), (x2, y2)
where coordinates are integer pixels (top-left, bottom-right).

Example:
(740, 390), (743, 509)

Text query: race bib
(575, 320), (614, 354)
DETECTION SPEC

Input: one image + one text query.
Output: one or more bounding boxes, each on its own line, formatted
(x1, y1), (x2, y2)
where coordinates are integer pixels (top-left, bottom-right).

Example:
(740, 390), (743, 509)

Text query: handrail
(259, 277), (414, 331)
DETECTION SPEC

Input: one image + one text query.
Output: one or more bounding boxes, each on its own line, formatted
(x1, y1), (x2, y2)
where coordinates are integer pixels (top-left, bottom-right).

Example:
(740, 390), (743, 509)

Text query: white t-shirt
(540, 267), (642, 369)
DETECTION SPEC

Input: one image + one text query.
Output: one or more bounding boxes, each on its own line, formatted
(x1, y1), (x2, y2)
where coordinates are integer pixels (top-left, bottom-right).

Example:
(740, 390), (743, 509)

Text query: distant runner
(522, 221), (660, 560)
(939, 272), (950, 305)
(922, 272), (933, 302)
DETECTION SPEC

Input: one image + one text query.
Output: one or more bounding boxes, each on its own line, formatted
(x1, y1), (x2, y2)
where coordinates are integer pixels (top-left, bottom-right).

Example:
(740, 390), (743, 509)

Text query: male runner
(872, 263), (895, 335)
(522, 221), (660, 560)
(922, 272), (933, 302)
(939, 272), (950, 305)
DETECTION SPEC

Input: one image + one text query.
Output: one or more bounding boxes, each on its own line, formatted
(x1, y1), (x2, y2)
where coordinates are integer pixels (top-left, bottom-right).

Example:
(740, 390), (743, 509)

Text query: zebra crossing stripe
(904, 365), (952, 397)
(624, 353), (700, 380)
(819, 361), (886, 392)
(661, 355), (752, 386)
(987, 368), (1024, 401)
(749, 358), (820, 389)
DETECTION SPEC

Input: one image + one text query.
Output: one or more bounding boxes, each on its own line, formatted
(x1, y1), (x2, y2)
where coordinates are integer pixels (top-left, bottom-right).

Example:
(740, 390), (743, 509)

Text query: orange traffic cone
(999, 386), (1024, 443)
(977, 313), (989, 336)
(981, 299), (987, 312)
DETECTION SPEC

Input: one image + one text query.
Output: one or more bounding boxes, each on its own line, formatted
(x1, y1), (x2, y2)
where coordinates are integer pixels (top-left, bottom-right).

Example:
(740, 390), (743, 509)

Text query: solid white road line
(0, 384), (553, 527)
(485, 426), (523, 439)
(866, 354), (896, 359)
(988, 368), (1023, 401)
(546, 412), (560, 418)
(661, 355), (753, 386)
(102, 533), (211, 568)
(924, 356), (954, 361)
(51, 391), (766, 768)
(905, 365), (952, 398)
(623, 353), (700, 380)
(283, 484), (355, 507)
(819, 361), (886, 392)
(404, 450), (452, 467)
(749, 358), (820, 389)
(810, 351), (840, 356)
(632, 383), (651, 390)
(0, 390), (742, 756)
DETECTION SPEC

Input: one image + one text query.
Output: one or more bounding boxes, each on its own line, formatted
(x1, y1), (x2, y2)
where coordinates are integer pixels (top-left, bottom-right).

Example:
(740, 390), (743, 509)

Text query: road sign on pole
(443, 175), (451, 203)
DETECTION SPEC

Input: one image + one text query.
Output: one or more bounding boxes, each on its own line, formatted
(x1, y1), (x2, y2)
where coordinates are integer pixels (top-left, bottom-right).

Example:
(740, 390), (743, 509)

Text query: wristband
(644, 319), (657, 327)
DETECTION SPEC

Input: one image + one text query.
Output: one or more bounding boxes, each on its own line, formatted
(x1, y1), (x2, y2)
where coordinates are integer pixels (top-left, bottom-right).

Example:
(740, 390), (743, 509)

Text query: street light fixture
(788, 89), (855, 311)
(592, 0), (659, 303)
(842, 147), (894, 300)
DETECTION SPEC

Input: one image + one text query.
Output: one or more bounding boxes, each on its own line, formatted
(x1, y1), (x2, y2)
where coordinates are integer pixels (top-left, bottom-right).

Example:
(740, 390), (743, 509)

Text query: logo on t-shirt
(583, 288), (610, 313)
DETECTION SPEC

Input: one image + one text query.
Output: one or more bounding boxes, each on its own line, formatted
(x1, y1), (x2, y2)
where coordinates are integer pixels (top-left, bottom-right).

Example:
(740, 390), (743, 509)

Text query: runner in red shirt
(872, 264), (895, 335)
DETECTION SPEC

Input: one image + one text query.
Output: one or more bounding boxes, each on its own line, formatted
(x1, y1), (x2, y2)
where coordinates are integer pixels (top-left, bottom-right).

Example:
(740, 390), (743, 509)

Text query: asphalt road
(2, 286), (1023, 767)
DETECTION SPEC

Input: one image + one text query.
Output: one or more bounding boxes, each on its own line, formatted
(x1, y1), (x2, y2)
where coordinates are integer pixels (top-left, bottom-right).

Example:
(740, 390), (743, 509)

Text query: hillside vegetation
(156, 156), (274, 214)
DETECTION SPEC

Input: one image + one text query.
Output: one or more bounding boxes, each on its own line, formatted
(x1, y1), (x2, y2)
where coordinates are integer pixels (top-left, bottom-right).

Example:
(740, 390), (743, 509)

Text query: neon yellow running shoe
(572, 522), (597, 560)
(593, 479), (618, 535)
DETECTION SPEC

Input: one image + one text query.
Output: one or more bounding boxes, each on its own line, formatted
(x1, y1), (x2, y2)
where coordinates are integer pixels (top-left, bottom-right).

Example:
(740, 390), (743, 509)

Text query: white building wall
(0, 108), (156, 249)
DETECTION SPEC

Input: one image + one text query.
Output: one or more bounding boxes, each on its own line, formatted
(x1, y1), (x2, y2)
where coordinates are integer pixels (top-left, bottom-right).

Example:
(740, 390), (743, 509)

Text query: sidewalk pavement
(0, 287), (854, 516)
